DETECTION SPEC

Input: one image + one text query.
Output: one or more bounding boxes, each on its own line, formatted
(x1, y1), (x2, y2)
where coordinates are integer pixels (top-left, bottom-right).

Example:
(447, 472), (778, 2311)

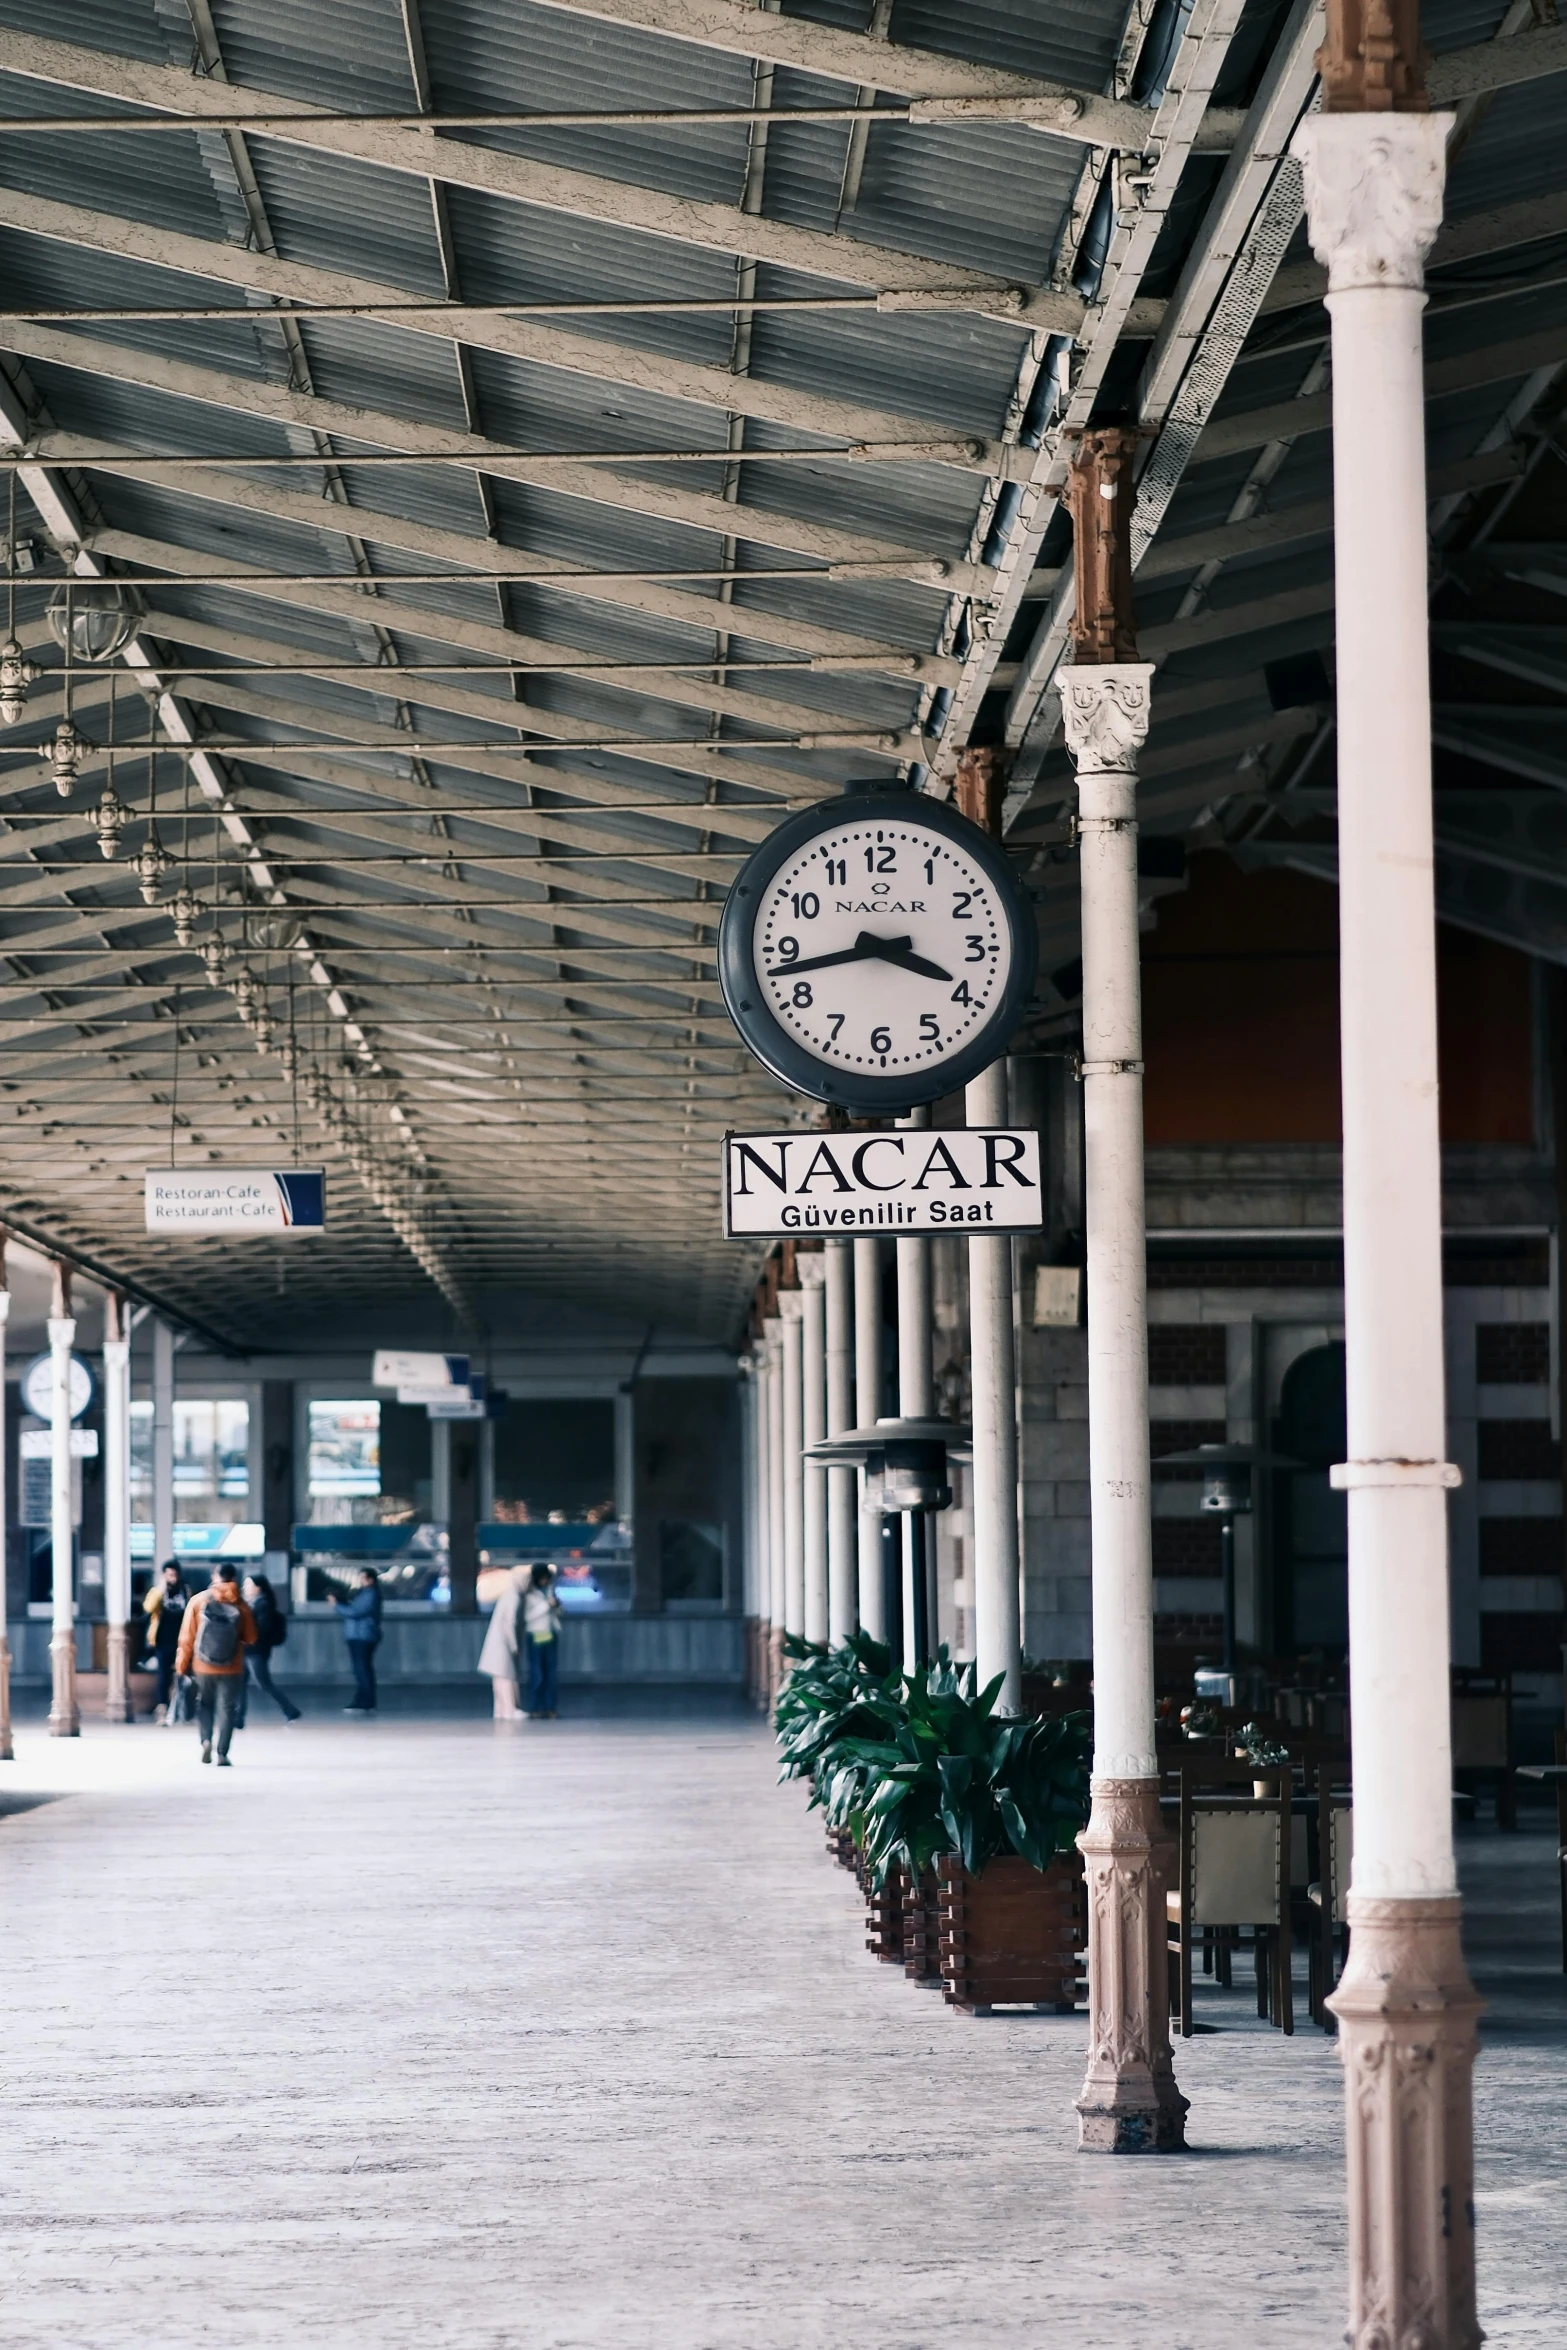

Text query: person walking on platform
(332, 1566), (383, 1716)
(477, 1563), (527, 1720)
(174, 1565), (257, 1766)
(143, 1560), (188, 1723)
(238, 1570), (302, 1724)
(522, 1563), (562, 1719)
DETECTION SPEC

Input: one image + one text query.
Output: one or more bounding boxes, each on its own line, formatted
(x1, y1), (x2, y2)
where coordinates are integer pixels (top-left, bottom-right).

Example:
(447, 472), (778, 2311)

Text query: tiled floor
(0, 1696), (1561, 2348)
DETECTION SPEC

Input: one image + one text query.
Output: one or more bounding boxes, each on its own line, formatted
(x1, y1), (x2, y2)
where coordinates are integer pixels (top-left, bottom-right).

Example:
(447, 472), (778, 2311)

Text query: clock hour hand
(765, 928), (884, 979)
(870, 941), (953, 983)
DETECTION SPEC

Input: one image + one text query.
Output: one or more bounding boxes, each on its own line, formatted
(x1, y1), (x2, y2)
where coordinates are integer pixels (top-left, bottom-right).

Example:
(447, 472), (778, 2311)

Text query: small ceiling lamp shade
(47, 581), (134, 663)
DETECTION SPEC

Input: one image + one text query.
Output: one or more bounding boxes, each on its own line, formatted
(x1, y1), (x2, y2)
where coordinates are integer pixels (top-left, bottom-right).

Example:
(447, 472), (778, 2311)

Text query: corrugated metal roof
(0, 0), (1558, 1337)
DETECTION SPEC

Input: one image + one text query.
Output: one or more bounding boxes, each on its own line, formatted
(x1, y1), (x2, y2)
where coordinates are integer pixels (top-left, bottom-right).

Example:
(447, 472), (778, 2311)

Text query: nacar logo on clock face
(719, 790), (1037, 1113)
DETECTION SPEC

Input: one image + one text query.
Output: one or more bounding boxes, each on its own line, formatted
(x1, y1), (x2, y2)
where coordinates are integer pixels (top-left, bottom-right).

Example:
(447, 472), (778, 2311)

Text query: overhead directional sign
(372, 1350), (469, 1395)
(724, 1127), (1045, 1238)
(145, 1169), (325, 1236)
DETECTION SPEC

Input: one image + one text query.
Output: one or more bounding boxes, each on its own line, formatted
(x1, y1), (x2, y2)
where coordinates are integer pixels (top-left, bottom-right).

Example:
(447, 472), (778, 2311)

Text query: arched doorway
(1273, 1340), (1349, 1656)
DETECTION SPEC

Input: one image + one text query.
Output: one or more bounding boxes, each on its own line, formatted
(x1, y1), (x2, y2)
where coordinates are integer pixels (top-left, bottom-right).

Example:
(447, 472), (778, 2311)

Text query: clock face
(719, 792), (1035, 1110)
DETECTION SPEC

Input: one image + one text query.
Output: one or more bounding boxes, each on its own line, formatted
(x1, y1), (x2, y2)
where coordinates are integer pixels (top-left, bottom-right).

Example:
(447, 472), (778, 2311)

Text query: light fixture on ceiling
(0, 635), (40, 727)
(44, 717), (84, 796)
(88, 784), (128, 859)
(134, 836), (170, 904)
(47, 580), (134, 664)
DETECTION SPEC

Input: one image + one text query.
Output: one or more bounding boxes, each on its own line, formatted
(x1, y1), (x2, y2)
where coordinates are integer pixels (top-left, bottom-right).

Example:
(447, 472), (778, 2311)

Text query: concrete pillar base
(1330, 1895), (1483, 2350)
(104, 1622), (133, 1723)
(1076, 1778), (1188, 2153)
(0, 1632), (13, 1759)
(48, 1627), (80, 1738)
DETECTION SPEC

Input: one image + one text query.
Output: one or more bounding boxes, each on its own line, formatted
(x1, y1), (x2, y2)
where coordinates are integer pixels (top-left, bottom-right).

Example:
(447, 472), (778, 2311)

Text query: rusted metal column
(1063, 427), (1186, 2153)
(1294, 16), (1481, 2344)
(102, 1290), (133, 1724)
(47, 1260), (80, 1738)
(956, 747), (1023, 1712)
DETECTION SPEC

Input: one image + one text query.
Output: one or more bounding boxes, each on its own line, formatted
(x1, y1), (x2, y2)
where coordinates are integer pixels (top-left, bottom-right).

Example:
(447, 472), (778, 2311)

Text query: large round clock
(719, 788), (1036, 1112)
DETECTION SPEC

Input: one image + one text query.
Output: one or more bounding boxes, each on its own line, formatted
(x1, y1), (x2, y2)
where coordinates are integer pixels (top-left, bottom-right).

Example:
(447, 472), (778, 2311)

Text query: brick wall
(1148, 1324), (1228, 1385)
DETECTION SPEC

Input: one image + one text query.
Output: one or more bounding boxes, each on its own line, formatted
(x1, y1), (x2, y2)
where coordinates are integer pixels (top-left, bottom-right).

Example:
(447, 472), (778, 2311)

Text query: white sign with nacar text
(145, 1169), (325, 1235)
(724, 1127), (1044, 1238)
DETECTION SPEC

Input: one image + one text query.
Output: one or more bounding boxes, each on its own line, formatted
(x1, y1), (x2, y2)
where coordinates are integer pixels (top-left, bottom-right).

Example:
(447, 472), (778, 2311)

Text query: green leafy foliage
(773, 1629), (899, 1784)
(775, 1637), (1092, 1890)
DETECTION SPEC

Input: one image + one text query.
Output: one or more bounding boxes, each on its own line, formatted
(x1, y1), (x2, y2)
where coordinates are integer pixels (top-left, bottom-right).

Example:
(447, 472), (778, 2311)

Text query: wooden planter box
(865, 1866), (907, 1963)
(936, 1852), (1084, 2013)
(902, 1871), (942, 1987)
(825, 1821), (859, 1873)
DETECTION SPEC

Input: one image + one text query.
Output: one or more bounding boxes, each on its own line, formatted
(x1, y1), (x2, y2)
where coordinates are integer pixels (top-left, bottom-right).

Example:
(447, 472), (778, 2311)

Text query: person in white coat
(477, 1564), (527, 1719)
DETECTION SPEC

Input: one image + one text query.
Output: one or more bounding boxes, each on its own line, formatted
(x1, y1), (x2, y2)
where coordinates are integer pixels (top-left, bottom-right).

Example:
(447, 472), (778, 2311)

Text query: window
(304, 1399), (432, 1527)
(129, 1395), (259, 1560)
(490, 1398), (616, 1524)
(308, 1400), (380, 1522)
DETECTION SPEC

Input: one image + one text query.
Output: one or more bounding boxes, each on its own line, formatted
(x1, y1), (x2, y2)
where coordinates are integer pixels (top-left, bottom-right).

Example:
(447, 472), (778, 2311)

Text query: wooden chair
(1451, 1668), (1515, 1828)
(1166, 1759), (1293, 2036)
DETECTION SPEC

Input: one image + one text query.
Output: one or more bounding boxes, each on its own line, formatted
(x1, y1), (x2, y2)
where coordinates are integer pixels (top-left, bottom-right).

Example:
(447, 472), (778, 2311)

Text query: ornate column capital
(778, 1290), (806, 1324)
(102, 1338), (130, 1371)
(796, 1253), (827, 1291)
(1292, 112), (1450, 293)
(47, 1315), (77, 1351)
(1060, 663), (1155, 775)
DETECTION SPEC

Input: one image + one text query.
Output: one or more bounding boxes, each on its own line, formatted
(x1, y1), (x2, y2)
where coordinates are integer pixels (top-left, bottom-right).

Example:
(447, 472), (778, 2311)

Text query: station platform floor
(1, 1693), (1562, 2350)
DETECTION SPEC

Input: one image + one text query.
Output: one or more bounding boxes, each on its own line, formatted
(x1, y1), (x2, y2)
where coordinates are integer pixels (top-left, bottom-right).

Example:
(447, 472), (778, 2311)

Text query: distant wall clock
(719, 788), (1037, 1113)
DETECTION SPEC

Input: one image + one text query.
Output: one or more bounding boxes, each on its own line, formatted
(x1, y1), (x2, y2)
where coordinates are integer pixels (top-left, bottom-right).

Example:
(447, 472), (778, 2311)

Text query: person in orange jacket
(174, 1565), (258, 1767)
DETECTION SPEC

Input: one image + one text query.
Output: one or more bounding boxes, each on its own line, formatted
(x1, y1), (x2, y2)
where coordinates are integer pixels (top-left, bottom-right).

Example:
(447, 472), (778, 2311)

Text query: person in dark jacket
(237, 1571), (302, 1724)
(331, 1567), (383, 1714)
(142, 1561), (188, 1723)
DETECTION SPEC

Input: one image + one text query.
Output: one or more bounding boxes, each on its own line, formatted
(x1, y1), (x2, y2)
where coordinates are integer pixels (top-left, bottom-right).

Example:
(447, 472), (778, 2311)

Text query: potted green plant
(774, 1630), (901, 1874)
(831, 1655), (1092, 2012)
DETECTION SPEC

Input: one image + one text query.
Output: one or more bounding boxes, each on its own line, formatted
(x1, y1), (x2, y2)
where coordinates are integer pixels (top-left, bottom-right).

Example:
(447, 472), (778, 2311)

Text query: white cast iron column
(738, 1355), (762, 1704)
(1295, 102), (1481, 2350)
(779, 1290), (806, 1641)
(896, 1111), (934, 1672)
(0, 1268), (11, 1761)
(103, 1292), (132, 1724)
(1064, 656), (1185, 2152)
(47, 1264), (80, 1738)
(152, 1315), (174, 1570)
(966, 1055), (1022, 1711)
(825, 1238), (857, 1643)
(799, 1255), (829, 1645)
(852, 1235), (885, 1640)
(764, 1320), (786, 1697)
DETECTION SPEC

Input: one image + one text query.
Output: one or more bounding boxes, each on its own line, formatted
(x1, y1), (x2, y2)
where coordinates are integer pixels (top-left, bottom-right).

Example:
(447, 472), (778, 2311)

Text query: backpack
(196, 1597), (242, 1668)
(267, 1607), (288, 1651)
